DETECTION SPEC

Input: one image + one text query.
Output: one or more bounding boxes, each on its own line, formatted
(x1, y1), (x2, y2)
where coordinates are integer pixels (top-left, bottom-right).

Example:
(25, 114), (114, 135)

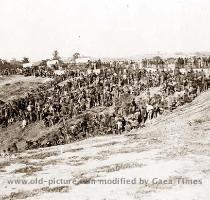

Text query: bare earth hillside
(0, 75), (52, 102)
(0, 90), (210, 200)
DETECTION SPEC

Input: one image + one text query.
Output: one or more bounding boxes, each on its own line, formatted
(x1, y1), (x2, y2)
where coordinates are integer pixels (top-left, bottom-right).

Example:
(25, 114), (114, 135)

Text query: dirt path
(0, 90), (210, 200)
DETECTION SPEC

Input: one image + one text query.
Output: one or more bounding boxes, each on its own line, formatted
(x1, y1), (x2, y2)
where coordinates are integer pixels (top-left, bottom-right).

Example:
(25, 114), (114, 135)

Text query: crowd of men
(0, 68), (21, 76)
(1, 60), (210, 153)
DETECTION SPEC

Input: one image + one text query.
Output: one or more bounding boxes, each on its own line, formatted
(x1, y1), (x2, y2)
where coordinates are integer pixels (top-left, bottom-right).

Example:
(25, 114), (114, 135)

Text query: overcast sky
(0, 0), (210, 61)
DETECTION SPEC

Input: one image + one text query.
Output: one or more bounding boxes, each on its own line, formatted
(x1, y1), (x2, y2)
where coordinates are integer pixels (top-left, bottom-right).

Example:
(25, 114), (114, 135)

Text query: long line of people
(1, 63), (210, 151)
(26, 67), (209, 149)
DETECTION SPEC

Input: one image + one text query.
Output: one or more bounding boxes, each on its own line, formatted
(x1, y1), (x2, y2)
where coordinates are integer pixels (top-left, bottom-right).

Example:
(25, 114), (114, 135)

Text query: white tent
(23, 63), (33, 68)
(47, 60), (59, 68)
(22, 61), (42, 68)
(75, 57), (90, 64)
(54, 70), (65, 75)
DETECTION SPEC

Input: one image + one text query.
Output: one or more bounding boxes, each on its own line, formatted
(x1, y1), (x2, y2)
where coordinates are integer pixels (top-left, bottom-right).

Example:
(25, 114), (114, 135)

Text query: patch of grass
(202, 169), (210, 175)
(21, 159), (58, 167)
(41, 186), (69, 193)
(69, 161), (84, 166)
(39, 159), (58, 166)
(0, 161), (11, 169)
(64, 147), (84, 153)
(1, 186), (70, 200)
(99, 150), (112, 157)
(67, 157), (84, 166)
(93, 141), (119, 148)
(23, 151), (59, 160)
(194, 119), (205, 124)
(96, 162), (144, 173)
(81, 156), (91, 161)
(92, 155), (105, 160)
(2, 190), (35, 200)
(20, 159), (30, 165)
(13, 166), (42, 176)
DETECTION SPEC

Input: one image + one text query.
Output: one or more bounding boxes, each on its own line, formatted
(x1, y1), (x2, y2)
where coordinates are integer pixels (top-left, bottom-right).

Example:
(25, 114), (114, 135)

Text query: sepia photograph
(0, 0), (210, 199)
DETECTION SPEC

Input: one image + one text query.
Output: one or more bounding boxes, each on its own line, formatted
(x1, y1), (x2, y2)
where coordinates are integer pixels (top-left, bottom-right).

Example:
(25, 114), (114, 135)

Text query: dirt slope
(0, 75), (52, 102)
(0, 90), (210, 200)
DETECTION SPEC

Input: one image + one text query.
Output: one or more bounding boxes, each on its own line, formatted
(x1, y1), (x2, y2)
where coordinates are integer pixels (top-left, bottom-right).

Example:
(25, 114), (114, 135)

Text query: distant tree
(52, 50), (60, 60)
(10, 58), (17, 63)
(73, 52), (80, 60)
(176, 57), (184, 68)
(40, 60), (48, 66)
(184, 58), (189, 65)
(207, 56), (210, 66)
(0, 59), (18, 70)
(193, 57), (199, 68)
(153, 56), (164, 67)
(202, 57), (208, 67)
(22, 57), (30, 63)
(10, 58), (22, 67)
(142, 59), (148, 68)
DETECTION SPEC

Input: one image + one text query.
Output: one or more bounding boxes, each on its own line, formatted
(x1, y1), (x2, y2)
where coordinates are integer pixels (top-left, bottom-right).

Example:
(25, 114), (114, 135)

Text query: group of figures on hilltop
(0, 60), (210, 154)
